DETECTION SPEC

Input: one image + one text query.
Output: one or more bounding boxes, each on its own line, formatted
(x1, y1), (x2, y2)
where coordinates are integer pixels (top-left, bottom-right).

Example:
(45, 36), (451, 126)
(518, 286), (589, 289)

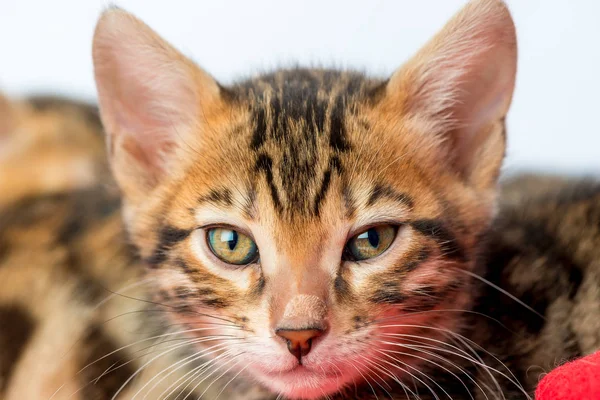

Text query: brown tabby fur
(1, 0), (599, 399)
(0, 96), (109, 207)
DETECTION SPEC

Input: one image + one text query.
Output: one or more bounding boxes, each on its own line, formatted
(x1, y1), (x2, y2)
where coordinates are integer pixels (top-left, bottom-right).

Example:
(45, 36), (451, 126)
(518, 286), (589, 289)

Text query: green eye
(207, 228), (258, 265)
(345, 225), (397, 261)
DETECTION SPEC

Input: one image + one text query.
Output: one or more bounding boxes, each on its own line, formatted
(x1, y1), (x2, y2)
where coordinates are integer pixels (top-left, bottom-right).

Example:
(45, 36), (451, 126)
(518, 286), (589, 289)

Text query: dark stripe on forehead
(329, 95), (351, 152)
(243, 187), (257, 219)
(314, 170), (332, 217)
(250, 107), (267, 150)
(342, 186), (357, 218)
(242, 70), (362, 151)
(313, 156), (344, 216)
(254, 153), (282, 212)
(367, 184), (414, 209)
(0, 305), (36, 394)
(198, 188), (233, 207)
(235, 69), (375, 216)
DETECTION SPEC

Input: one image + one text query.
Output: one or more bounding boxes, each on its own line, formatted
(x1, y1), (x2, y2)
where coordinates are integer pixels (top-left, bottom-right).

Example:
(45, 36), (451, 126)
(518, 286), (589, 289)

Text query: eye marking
(343, 224), (398, 262)
(206, 227), (259, 266)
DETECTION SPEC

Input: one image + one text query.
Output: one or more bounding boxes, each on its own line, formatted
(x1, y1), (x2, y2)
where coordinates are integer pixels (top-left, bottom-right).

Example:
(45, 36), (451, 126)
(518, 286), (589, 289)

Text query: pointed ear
(92, 8), (223, 201)
(384, 0), (516, 189)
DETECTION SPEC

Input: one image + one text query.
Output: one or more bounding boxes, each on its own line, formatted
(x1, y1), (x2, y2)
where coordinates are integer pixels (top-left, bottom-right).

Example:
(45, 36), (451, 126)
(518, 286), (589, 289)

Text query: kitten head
(93, 0), (516, 398)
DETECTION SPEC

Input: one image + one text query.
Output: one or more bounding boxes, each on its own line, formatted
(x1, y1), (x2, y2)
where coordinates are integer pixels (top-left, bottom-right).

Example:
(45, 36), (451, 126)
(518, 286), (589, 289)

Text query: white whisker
(135, 340), (238, 399)
(459, 269), (545, 319)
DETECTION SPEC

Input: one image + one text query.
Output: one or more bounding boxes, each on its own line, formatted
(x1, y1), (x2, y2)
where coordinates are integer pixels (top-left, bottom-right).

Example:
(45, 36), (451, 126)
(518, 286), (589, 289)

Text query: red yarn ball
(536, 351), (600, 400)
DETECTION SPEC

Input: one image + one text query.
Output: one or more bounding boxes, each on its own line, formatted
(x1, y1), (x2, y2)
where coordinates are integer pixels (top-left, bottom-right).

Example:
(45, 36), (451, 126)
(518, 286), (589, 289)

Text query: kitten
(1, 0), (599, 399)
(91, 0), (517, 397)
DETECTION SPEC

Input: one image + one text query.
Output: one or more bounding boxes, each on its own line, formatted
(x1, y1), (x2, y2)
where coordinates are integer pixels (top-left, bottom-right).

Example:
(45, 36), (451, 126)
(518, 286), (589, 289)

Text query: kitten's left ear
(92, 8), (224, 202)
(383, 0), (517, 189)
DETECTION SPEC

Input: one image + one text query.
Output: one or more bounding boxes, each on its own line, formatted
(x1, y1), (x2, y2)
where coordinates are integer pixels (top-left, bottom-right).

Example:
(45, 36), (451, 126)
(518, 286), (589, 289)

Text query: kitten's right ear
(92, 8), (223, 202)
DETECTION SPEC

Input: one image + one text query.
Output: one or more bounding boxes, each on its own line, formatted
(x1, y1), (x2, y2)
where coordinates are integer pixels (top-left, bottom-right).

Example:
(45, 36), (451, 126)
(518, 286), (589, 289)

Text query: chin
(252, 365), (354, 399)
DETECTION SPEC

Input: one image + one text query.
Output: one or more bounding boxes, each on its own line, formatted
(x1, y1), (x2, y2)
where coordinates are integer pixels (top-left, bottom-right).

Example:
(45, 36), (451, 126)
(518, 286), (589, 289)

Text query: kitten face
(92, 0), (516, 398)
(143, 107), (476, 397)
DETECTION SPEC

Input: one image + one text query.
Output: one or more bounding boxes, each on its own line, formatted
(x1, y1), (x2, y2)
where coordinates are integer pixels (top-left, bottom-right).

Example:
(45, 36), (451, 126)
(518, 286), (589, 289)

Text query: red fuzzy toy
(536, 351), (600, 399)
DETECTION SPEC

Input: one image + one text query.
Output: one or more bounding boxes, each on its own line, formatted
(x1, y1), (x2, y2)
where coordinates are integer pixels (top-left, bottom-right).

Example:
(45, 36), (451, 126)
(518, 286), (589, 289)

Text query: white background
(1, 0), (599, 175)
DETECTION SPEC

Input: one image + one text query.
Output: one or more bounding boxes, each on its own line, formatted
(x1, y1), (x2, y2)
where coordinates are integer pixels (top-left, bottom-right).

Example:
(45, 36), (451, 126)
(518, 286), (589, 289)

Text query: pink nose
(276, 328), (324, 363)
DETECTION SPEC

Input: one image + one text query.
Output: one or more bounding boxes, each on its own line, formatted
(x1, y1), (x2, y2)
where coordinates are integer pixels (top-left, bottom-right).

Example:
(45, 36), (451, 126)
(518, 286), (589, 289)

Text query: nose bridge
(268, 222), (331, 324)
(281, 294), (328, 329)
(289, 230), (330, 297)
(269, 224), (330, 297)
(270, 256), (330, 332)
(294, 260), (330, 299)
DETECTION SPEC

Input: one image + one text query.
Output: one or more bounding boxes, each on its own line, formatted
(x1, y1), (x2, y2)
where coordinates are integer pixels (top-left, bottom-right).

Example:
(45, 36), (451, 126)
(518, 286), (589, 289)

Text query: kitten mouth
(255, 365), (350, 399)
(266, 364), (342, 379)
